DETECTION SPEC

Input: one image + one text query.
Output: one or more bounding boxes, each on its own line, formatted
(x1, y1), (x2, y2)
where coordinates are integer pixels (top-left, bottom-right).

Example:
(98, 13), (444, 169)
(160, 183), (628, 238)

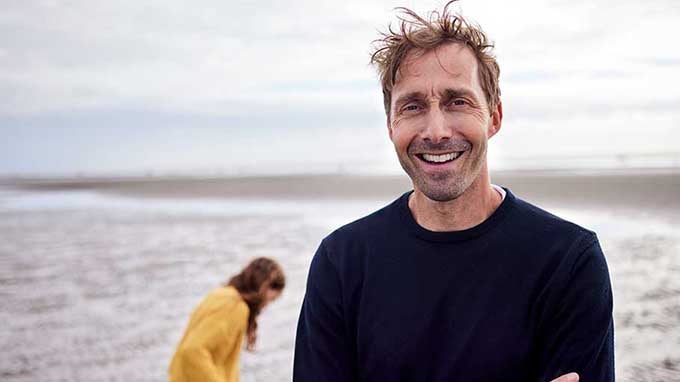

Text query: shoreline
(1, 168), (678, 216)
(2, 166), (679, 183)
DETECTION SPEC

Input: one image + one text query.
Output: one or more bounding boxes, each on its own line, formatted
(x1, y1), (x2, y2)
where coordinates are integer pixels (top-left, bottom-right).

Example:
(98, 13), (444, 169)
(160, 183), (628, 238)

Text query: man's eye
(452, 99), (467, 106)
(404, 104), (420, 111)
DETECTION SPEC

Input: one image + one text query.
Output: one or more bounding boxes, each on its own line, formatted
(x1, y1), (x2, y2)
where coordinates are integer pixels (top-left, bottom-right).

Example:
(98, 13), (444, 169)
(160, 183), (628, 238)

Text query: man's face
(388, 43), (501, 202)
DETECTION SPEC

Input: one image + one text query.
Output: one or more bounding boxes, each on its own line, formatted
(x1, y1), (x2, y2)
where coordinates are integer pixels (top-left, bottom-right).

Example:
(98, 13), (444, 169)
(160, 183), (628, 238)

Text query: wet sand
(0, 169), (678, 381)
(5, 168), (680, 213)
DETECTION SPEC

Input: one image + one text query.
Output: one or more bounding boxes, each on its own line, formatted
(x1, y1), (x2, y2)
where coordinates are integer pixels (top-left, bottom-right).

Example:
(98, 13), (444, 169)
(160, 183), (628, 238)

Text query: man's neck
(408, 174), (503, 232)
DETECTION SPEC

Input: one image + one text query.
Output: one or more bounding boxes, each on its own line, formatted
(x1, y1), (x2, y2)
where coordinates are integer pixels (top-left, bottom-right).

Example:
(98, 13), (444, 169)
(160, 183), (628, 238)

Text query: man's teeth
(422, 152), (462, 163)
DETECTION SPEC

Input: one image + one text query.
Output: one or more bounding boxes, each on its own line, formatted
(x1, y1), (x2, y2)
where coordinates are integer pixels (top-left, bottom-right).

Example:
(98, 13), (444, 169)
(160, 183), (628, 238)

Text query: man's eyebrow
(394, 89), (479, 108)
(394, 91), (426, 108)
(441, 88), (478, 100)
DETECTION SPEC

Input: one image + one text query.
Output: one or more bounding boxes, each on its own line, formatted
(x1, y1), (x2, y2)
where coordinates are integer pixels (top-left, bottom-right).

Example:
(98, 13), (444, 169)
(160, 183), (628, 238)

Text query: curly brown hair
(226, 257), (285, 351)
(370, 0), (501, 121)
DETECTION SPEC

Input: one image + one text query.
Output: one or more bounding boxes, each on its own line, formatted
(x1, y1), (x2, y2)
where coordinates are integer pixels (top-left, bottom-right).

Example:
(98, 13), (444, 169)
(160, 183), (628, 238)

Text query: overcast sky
(1, 0), (679, 176)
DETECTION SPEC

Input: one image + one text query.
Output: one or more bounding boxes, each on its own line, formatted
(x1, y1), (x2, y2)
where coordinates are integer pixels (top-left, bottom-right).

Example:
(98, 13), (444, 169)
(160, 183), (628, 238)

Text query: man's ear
(487, 101), (503, 139)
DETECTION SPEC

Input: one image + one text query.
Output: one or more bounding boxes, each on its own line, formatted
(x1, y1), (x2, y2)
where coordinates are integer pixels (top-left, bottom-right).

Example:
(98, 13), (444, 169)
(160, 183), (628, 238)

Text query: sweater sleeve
(293, 240), (357, 381)
(535, 235), (615, 382)
(175, 304), (245, 382)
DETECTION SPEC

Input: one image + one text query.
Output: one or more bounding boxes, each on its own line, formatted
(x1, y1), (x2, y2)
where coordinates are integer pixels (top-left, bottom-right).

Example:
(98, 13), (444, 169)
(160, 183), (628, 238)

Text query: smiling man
(293, 2), (614, 382)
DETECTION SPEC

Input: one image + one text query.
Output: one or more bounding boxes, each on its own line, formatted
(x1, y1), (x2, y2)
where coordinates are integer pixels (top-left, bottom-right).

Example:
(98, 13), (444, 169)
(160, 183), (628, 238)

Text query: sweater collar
(397, 187), (515, 243)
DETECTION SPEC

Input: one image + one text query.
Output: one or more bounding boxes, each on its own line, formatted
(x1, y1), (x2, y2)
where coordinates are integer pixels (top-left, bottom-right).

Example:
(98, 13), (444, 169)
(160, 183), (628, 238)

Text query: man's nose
(422, 108), (451, 143)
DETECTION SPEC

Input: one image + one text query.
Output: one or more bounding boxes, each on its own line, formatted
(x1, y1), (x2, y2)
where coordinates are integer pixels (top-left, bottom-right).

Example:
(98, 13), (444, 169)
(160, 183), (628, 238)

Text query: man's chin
(402, 163), (469, 201)
(422, 190), (464, 202)
(414, 181), (466, 202)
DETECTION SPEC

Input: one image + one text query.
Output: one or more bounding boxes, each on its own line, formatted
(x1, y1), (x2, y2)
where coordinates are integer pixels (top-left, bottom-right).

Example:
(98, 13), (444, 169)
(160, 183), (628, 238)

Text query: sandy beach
(1, 169), (679, 381)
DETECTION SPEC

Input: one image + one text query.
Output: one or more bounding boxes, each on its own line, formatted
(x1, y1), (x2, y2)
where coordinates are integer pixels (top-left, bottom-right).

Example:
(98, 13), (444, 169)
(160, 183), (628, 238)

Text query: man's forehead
(395, 43), (476, 84)
(391, 46), (480, 103)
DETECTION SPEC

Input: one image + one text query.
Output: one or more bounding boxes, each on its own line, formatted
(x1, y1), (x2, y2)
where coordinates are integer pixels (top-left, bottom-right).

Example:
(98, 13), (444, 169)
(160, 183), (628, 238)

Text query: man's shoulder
(509, 191), (598, 246)
(503, 191), (606, 289)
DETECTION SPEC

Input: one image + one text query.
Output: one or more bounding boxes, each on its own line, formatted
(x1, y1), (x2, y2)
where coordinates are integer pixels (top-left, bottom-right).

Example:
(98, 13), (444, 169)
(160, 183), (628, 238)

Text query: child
(170, 257), (285, 382)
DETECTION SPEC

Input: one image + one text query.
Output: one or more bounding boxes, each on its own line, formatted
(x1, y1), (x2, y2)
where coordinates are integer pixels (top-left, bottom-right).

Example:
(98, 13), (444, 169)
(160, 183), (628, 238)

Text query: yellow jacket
(169, 286), (249, 382)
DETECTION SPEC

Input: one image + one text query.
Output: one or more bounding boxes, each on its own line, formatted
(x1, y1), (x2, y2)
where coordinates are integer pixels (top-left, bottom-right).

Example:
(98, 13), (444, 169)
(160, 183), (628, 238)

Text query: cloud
(0, 0), (394, 115)
(3, 0), (676, 117)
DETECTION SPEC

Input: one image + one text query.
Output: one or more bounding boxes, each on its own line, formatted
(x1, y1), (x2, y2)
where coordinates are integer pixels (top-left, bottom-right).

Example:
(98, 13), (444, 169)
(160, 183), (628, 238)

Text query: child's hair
(227, 257), (286, 350)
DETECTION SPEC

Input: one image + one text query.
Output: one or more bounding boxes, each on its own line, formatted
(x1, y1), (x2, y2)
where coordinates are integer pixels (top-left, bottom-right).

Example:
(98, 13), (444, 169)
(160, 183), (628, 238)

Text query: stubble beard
(397, 139), (487, 202)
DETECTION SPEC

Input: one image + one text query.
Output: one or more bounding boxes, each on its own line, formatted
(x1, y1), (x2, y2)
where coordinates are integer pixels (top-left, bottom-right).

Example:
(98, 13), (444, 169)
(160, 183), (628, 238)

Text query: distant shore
(2, 168), (679, 216)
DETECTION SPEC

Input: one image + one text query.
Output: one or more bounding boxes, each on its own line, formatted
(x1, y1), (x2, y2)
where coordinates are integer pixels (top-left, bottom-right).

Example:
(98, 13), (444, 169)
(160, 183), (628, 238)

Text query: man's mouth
(416, 151), (464, 164)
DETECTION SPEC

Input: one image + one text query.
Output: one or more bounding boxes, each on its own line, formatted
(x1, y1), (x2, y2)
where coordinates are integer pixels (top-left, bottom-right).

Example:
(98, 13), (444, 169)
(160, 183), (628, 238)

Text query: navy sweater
(294, 189), (614, 382)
